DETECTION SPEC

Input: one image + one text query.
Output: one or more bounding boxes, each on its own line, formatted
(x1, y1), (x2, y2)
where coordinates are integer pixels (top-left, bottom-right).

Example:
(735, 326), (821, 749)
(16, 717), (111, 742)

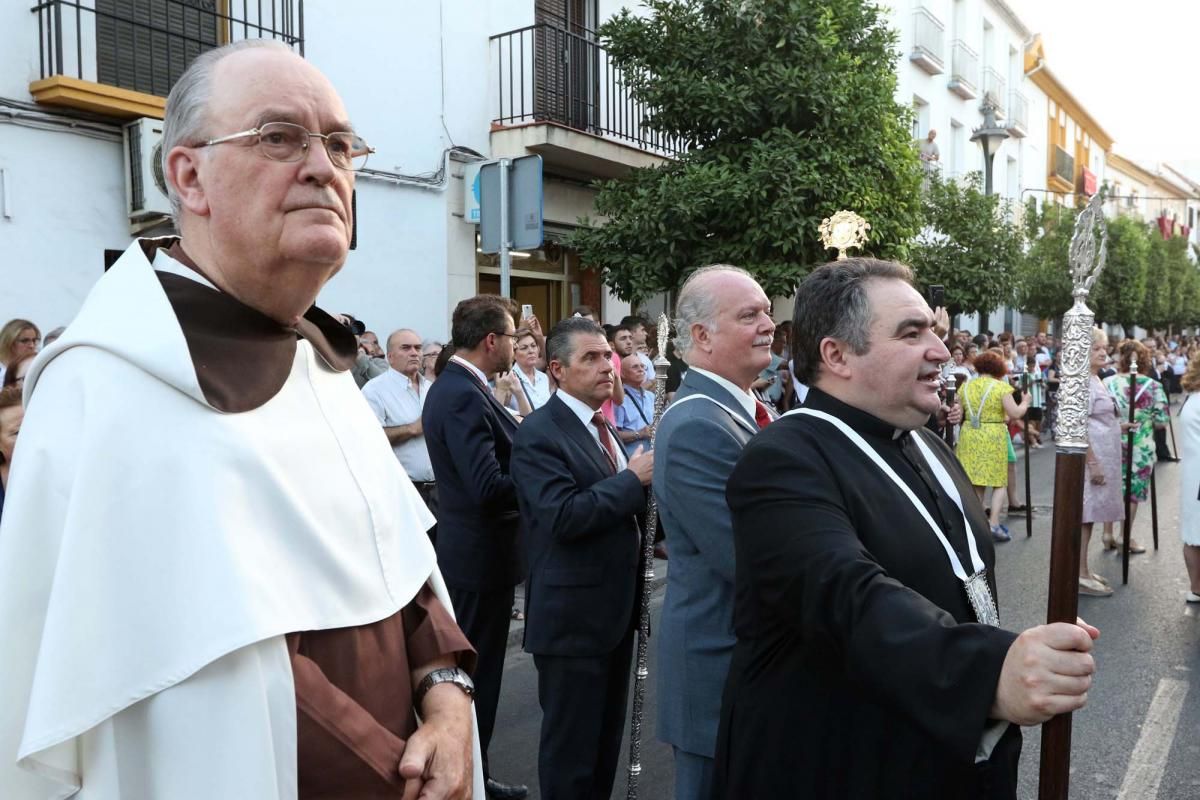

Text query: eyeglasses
(493, 331), (519, 339)
(198, 121), (374, 171)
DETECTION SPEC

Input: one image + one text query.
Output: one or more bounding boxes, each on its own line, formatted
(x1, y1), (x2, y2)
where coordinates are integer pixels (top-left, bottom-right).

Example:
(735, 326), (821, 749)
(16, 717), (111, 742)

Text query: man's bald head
(673, 265), (775, 390)
(161, 41), (358, 327)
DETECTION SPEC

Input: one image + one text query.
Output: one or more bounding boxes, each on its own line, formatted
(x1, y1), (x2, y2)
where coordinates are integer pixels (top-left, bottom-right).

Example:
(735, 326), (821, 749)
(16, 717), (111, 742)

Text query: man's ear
(691, 322), (712, 354)
(818, 336), (854, 380)
(164, 145), (210, 217)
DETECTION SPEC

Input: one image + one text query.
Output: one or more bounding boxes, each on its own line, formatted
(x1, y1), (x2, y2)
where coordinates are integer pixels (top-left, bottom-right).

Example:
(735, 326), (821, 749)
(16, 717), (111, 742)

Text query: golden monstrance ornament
(818, 210), (871, 260)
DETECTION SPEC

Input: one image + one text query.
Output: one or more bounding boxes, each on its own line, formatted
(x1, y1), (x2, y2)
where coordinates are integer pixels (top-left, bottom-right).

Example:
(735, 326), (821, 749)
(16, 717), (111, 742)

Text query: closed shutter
(533, 0), (596, 129)
(96, 0), (219, 97)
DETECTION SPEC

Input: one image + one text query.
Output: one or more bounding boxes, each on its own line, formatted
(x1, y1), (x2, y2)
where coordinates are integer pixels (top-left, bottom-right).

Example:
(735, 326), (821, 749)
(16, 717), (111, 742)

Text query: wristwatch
(414, 667), (475, 709)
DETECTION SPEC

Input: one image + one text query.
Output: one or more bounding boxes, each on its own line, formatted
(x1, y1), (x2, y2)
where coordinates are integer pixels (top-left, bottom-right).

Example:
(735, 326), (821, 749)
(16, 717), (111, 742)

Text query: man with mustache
(0, 40), (480, 799)
(713, 258), (1098, 799)
(510, 317), (654, 799)
(363, 328), (439, 542)
(652, 264), (776, 800)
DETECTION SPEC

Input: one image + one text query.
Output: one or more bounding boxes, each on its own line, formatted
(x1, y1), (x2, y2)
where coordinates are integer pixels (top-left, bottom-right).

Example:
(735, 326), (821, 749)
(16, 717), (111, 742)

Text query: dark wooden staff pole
(1151, 468), (1159, 550)
(1023, 369), (1033, 537)
(1038, 190), (1107, 800)
(1121, 357), (1137, 586)
(1038, 448), (1085, 800)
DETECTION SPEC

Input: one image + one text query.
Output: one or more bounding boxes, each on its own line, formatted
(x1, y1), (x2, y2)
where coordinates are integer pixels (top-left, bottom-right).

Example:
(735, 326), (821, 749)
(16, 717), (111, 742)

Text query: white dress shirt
(690, 366), (758, 419)
(510, 366), (552, 411)
(361, 369), (435, 481)
(557, 389), (629, 470)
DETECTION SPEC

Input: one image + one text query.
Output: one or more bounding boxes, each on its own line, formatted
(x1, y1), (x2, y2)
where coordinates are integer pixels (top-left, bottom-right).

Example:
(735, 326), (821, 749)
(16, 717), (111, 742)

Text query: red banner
(1081, 168), (1098, 197)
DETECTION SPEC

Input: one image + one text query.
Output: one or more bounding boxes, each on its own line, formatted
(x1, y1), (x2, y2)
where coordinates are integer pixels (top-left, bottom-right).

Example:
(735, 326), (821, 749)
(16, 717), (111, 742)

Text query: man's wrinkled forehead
(210, 48), (350, 130)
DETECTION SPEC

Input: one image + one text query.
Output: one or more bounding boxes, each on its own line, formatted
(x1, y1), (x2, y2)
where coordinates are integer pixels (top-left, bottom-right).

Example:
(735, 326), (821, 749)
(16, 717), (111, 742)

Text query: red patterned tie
(591, 411), (619, 471)
(754, 400), (772, 429)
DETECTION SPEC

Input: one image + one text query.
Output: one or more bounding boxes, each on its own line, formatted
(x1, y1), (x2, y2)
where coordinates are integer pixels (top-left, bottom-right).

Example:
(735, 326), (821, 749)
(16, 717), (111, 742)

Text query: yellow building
(1024, 35), (1113, 203)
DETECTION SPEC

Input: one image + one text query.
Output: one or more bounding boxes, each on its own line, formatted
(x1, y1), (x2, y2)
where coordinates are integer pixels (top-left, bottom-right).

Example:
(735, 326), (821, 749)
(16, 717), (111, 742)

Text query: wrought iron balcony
(982, 67), (1006, 117)
(947, 40), (978, 100)
(1006, 90), (1028, 138)
(1052, 145), (1075, 185)
(30, 0), (303, 116)
(909, 6), (944, 75)
(490, 23), (684, 158)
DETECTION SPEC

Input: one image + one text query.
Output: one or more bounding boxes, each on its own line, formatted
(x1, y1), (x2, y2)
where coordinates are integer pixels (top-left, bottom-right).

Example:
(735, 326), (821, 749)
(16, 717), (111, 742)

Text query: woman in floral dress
(1104, 340), (1167, 551)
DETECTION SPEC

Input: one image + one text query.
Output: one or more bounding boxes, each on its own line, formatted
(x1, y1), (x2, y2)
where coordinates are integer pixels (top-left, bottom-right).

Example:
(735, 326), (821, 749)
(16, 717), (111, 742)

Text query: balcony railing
(32, 0), (303, 98)
(909, 6), (944, 75)
(1052, 145), (1075, 185)
(1006, 90), (1028, 137)
(490, 23), (684, 157)
(982, 67), (1006, 117)
(948, 40), (978, 99)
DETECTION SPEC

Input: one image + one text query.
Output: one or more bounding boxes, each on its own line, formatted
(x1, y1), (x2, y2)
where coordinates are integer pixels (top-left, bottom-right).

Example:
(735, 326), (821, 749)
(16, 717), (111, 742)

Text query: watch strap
(414, 666), (474, 709)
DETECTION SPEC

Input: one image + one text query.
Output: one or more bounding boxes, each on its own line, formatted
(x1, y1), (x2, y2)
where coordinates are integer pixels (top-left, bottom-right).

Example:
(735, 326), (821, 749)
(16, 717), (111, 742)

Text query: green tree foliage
(908, 172), (1024, 318)
(1138, 235), (1174, 332)
(1013, 200), (1076, 322)
(567, 0), (923, 301)
(1090, 215), (1149, 335)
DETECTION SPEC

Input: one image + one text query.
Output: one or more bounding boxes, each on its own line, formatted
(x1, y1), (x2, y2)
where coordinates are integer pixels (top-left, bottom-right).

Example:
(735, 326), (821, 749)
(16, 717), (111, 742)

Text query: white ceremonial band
(789, 409), (985, 582)
(660, 393), (759, 436)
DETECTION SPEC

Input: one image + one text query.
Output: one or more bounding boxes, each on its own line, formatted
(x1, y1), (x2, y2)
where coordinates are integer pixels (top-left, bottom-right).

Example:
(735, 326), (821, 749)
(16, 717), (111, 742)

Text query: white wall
(0, 123), (130, 329)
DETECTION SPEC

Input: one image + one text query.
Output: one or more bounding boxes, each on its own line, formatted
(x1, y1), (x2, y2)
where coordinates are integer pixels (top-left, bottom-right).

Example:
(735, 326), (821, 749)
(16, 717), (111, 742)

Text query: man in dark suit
(652, 264), (776, 800)
(713, 258), (1100, 799)
(509, 317), (654, 800)
(422, 294), (526, 799)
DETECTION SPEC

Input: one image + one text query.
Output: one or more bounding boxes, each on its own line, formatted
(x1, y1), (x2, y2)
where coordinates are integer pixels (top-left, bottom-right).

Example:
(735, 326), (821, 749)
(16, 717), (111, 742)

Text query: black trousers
(533, 628), (635, 800)
(448, 584), (514, 778)
(411, 480), (438, 544)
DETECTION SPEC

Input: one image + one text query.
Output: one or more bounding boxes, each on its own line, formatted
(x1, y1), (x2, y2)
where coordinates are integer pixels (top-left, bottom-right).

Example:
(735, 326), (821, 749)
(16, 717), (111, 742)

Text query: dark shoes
(485, 777), (529, 799)
(654, 542), (669, 560)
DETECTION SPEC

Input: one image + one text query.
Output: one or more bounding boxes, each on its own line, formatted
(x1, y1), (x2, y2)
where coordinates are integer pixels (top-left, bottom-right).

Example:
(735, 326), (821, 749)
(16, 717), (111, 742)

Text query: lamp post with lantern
(970, 100), (1010, 196)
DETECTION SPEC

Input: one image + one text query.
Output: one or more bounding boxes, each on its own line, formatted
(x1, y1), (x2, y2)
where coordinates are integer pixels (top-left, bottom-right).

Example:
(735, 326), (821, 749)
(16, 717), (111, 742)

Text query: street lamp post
(970, 101), (1010, 196)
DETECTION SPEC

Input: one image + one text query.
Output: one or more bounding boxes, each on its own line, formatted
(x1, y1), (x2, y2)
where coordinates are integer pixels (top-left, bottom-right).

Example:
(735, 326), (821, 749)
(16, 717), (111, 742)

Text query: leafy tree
(1090, 215), (1149, 336)
(567, 0), (923, 301)
(908, 172), (1024, 318)
(1138, 235), (1172, 332)
(1013, 199), (1074, 322)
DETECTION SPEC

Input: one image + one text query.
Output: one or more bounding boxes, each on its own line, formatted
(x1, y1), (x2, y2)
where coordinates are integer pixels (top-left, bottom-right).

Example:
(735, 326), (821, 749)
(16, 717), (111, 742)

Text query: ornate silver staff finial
(655, 311), (671, 365)
(1069, 191), (1108, 300)
(1056, 192), (1109, 451)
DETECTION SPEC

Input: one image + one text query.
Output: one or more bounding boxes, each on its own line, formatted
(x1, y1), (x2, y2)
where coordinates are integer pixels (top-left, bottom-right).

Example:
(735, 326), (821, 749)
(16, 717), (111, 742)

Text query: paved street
(491, 407), (1200, 799)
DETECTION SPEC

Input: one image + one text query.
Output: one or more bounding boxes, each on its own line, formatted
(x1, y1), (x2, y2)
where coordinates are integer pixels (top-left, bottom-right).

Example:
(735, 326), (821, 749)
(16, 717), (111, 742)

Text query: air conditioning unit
(122, 117), (171, 226)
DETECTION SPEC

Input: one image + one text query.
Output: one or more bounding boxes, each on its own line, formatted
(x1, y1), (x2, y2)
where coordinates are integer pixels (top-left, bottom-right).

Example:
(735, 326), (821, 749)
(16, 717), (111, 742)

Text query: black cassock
(712, 388), (1021, 800)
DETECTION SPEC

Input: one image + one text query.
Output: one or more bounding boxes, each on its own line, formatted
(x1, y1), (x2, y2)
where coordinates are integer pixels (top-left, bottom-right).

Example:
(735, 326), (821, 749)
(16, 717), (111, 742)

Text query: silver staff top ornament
(819, 210), (871, 260)
(656, 312), (671, 365)
(1055, 192), (1109, 451)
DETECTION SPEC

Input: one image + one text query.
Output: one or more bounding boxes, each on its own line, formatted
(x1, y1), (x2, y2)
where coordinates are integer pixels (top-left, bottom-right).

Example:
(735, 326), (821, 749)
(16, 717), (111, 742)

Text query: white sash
(787, 408), (998, 626)
(661, 392), (759, 436)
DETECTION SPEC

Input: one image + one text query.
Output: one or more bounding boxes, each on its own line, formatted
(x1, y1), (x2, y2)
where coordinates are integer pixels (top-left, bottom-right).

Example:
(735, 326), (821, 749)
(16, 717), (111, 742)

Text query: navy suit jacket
(422, 360), (522, 592)
(510, 393), (645, 657)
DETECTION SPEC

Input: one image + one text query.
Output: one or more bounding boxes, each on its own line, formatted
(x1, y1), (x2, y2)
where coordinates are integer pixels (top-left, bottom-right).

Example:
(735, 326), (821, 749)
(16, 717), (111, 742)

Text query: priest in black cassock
(712, 258), (1099, 800)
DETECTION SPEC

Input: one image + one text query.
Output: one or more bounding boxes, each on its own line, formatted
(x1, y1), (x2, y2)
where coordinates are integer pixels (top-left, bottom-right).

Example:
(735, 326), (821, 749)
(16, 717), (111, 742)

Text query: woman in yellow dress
(956, 350), (1030, 541)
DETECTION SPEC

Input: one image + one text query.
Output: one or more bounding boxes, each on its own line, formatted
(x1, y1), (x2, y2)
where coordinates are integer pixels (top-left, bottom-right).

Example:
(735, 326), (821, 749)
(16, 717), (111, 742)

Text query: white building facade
(886, 0), (1048, 334)
(0, 0), (667, 342)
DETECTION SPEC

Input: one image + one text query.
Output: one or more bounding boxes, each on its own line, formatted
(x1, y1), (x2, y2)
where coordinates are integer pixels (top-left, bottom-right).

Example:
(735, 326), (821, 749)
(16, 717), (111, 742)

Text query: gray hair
(672, 264), (754, 361)
(790, 258), (913, 386)
(1092, 327), (1108, 346)
(421, 338), (443, 353)
(161, 39), (296, 220)
(546, 317), (606, 367)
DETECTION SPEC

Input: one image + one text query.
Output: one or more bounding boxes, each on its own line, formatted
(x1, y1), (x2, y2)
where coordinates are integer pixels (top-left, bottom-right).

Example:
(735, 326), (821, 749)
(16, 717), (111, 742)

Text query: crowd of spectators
(934, 324), (1197, 598)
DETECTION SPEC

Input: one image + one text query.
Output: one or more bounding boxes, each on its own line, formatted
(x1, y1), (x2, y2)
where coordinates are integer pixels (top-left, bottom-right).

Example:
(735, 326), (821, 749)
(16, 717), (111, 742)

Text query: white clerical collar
(690, 366), (757, 419)
(152, 247), (217, 290)
(450, 354), (489, 387)
(556, 388), (604, 427)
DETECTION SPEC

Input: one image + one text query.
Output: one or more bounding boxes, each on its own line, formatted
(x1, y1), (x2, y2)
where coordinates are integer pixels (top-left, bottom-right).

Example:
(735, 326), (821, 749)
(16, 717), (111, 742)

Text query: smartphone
(521, 304), (534, 321)
(928, 284), (945, 309)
